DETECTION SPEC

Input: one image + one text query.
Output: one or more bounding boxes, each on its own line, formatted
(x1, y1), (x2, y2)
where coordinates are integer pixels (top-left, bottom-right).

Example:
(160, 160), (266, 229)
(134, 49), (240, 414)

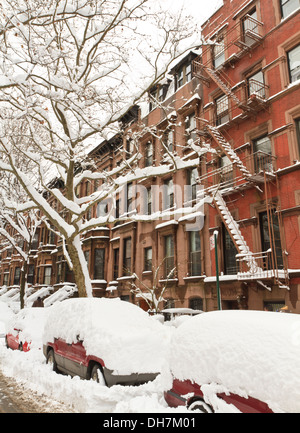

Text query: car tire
(46, 349), (58, 373)
(19, 343), (23, 351)
(91, 364), (106, 386)
(188, 399), (213, 413)
(5, 337), (9, 349)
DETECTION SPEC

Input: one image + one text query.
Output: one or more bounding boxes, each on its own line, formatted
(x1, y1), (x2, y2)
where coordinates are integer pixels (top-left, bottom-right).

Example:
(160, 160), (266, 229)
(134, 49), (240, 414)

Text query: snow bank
(0, 301), (15, 325)
(170, 310), (300, 413)
(43, 298), (171, 375)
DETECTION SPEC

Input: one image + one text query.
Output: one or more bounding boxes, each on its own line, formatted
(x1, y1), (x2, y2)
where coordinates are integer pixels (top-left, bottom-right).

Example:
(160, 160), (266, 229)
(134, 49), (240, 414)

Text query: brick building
(0, 0), (300, 313)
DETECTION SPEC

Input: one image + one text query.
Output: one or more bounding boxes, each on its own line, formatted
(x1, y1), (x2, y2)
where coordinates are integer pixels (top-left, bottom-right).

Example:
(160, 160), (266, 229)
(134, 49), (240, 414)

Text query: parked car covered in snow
(6, 307), (50, 352)
(43, 298), (170, 386)
(165, 310), (300, 413)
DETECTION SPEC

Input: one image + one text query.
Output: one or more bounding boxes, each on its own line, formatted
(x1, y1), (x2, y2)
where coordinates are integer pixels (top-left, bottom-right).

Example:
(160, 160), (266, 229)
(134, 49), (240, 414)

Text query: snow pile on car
(43, 298), (171, 376)
(9, 307), (50, 349)
(0, 301), (14, 326)
(170, 310), (300, 413)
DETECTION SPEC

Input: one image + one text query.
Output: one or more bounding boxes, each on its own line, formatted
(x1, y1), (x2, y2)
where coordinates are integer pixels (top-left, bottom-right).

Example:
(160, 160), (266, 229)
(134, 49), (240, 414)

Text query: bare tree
(130, 259), (176, 314)
(0, 0), (202, 297)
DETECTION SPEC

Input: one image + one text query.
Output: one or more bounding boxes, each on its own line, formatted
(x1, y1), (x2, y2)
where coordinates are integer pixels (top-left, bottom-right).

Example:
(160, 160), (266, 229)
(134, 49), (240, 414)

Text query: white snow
(6, 307), (50, 350)
(170, 310), (300, 413)
(0, 302), (300, 413)
(42, 298), (171, 376)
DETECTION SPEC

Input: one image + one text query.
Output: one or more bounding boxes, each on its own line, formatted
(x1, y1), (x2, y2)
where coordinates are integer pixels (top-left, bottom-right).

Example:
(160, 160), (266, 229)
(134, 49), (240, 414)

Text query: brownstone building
(1, 0), (300, 313)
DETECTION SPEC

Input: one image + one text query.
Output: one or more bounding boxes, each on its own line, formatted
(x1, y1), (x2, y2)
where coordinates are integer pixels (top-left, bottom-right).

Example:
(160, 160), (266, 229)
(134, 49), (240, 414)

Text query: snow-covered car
(165, 310), (300, 413)
(43, 298), (170, 386)
(6, 307), (50, 352)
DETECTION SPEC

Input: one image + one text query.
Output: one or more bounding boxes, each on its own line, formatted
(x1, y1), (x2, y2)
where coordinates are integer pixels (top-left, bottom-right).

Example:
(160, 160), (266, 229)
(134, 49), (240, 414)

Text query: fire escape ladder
(205, 124), (254, 181)
(213, 192), (259, 275)
(205, 66), (242, 107)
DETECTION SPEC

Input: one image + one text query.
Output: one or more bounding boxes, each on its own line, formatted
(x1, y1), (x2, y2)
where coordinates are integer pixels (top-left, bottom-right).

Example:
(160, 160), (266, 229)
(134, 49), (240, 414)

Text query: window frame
(123, 237), (132, 276)
(287, 44), (300, 83)
(144, 247), (153, 272)
(163, 178), (174, 210)
(189, 231), (201, 276)
(145, 141), (153, 167)
(215, 94), (230, 126)
(94, 248), (105, 280)
(43, 266), (52, 286)
(164, 235), (175, 278)
(213, 35), (225, 68)
(280, 0), (300, 19)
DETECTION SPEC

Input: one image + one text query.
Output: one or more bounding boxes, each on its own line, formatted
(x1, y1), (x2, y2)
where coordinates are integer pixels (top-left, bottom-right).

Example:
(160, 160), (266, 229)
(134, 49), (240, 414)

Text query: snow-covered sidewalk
(0, 345), (186, 413)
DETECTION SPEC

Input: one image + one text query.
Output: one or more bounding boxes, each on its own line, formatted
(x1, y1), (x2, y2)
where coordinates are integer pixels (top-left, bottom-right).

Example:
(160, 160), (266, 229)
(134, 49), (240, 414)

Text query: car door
(59, 338), (87, 378)
(67, 340), (88, 378)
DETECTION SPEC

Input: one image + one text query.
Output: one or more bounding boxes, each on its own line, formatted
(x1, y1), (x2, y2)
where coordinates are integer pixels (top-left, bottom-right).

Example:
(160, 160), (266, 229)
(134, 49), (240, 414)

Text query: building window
(189, 231), (201, 276)
(189, 297), (203, 311)
(185, 113), (197, 143)
(220, 155), (234, 187)
(163, 178), (174, 210)
(144, 247), (152, 271)
(113, 248), (119, 280)
(213, 36), (225, 68)
(84, 250), (90, 266)
(163, 129), (174, 153)
(3, 269), (9, 286)
(145, 142), (153, 167)
(43, 266), (52, 285)
(222, 225), (238, 275)
(126, 182), (133, 213)
(248, 70), (266, 98)
(164, 235), (175, 277)
(175, 62), (193, 90)
(97, 201), (108, 218)
(253, 135), (273, 172)
(215, 94), (229, 126)
(125, 140), (134, 159)
(176, 67), (184, 89)
(27, 265), (34, 285)
(296, 118), (300, 155)
(31, 232), (39, 250)
(13, 267), (21, 285)
(145, 187), (152, 216)
(123, 238), (132, 275)
(287, 44), (300, 83)
(259, 210), (283, 269)
(242, 8), (258, 46)
(280, 0), (299, 19)
(94, 248), (105, 280)
(187, 168), (198, 202)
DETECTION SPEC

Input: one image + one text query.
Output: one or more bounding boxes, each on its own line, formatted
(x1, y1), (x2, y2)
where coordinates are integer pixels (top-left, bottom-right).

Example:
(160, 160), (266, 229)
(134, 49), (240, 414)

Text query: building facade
(0, 0), (300, 313)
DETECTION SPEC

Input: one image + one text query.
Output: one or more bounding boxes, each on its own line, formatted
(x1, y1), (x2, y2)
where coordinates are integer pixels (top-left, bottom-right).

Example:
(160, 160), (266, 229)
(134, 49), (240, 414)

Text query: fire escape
(193, 15), (289, 290)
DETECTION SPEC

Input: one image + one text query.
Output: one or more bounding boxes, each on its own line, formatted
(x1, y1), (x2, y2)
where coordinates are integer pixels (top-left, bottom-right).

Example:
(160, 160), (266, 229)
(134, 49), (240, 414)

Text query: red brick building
(1, 0), (300, 313)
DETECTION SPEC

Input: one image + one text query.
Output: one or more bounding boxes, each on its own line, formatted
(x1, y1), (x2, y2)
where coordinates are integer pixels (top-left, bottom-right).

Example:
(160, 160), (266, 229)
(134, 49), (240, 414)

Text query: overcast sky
(165, 0), (224, 25)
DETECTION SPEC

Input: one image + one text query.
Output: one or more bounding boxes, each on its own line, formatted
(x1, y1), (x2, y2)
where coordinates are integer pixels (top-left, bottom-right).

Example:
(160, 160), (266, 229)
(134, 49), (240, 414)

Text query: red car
(6, 307), (49, 352)
(43, 298), (169, 386)
(165, 310), (300, 413)
(165, 379), (273, 413)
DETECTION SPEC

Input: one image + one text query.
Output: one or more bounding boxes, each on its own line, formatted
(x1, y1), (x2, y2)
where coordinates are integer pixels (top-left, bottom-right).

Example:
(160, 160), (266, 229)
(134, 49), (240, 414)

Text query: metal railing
(193, 14), (264, 74)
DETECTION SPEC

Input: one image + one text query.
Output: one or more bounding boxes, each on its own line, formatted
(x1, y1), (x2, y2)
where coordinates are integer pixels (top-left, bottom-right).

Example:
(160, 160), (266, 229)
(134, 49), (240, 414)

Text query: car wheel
(19, 343), (23, 351)
(5, 337), (9, 349)
(91, 364), (106, 386)
(46, 349), (58, 373)
(188, 399), (213, 413)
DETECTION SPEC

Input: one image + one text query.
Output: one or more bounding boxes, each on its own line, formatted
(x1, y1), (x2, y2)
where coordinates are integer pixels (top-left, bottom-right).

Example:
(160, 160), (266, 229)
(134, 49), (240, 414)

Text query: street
(0, 369), (71, 413)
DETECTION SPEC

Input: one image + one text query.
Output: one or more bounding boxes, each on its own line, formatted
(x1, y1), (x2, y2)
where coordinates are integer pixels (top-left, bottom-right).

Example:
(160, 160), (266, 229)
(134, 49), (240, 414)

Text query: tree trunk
(67, 236), (92, 298)
(19, 261), (28, 310)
